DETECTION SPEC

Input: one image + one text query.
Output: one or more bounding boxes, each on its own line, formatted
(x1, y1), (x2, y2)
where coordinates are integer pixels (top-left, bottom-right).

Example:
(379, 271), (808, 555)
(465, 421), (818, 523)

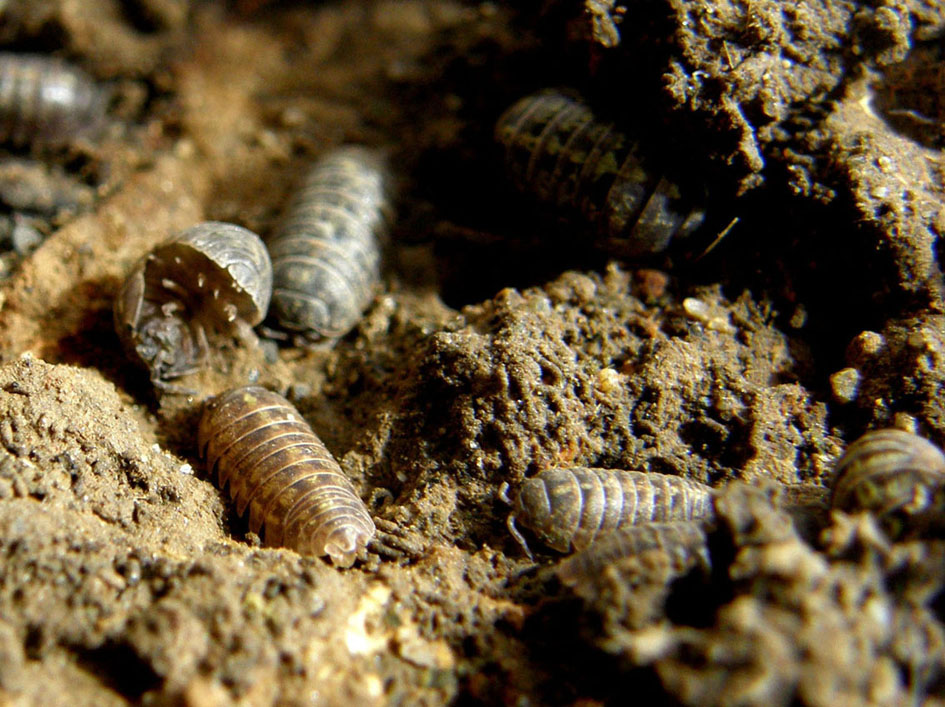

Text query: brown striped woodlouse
(495, 90), (705, 256)
(830, 428), (945, 538)
(0, 54), (107, 148)
(114, 221), (272, 387)
(500, 467), (715, 556)
(555, 520), (710, 589)
(198, 386), (376, 568)
(267, 146), (391, 343)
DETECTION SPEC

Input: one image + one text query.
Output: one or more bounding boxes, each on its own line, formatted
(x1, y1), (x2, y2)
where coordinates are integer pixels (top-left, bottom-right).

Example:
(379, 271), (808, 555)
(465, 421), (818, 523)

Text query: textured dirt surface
(0, 0), (942, 704)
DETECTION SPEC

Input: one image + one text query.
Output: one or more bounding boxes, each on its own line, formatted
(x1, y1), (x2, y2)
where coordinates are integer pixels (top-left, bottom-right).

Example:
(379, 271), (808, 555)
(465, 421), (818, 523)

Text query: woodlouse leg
(151, 377), (199, 396)
(368, 517), (425, 560)
(498, 482), (534, 559)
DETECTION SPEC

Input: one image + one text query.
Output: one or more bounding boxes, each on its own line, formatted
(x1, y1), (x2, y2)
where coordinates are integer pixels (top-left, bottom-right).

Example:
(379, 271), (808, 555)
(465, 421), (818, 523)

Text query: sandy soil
(0, 0), (941, 704)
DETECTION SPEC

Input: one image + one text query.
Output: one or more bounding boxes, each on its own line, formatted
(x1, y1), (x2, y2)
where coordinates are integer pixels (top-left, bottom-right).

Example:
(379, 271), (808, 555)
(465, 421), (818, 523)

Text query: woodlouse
(830, 428), (945, 537)
(198, 386), (376, 568)
(267, 146), (391, 343)
(495, 89), (705, 256)
(114, 221), (272, 386)
(0, 53), (107, 148)
(555, 520), (710, 589)
(501, 467), (714, 555)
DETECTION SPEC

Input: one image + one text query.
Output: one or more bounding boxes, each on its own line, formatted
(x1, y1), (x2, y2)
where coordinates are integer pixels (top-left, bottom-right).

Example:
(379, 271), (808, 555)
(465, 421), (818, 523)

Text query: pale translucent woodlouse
(267, 146), (392, 343)
(198, 386), (376, 568)
(830, 428), (945, 538)
(113, 221), (272, 386)
(501, 467), (715, 556)
(0, 53), (107, 148)
(555, 520), (711, 589)
(495, 89), (705, 256)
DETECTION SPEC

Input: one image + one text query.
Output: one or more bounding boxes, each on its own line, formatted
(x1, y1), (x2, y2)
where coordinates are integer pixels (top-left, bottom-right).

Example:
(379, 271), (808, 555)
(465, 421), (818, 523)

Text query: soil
(0, 0), (942, 704)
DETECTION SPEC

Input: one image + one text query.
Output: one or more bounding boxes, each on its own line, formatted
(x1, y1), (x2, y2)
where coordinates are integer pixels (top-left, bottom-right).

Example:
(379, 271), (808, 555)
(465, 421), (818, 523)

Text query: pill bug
(555, 520), (710, 589)
(267, 146), (391, 342)
(830, 428), (945, 537)
(0, 53), (107, 148)
(495, 89), (706, 256)
(198, 386), (376, 568)
(114, 221), (272, 386)
(501, 467), (714, 556)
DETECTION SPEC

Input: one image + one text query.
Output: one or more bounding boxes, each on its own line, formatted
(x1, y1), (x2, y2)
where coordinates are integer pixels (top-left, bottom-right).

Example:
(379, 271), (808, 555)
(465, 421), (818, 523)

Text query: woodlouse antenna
(506, 513), (533, 560)
(694, 216), (739, 262)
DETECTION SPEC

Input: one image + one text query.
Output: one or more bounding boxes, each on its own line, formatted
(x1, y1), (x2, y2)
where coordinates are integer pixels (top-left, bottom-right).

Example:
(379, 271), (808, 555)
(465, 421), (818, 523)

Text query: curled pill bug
(830, 428), (945, 538)
(500, 467), (714, 556)
(495, 89), (706, 256)
(198, 386), (376, 568)
(555, 520), (710, 589)
(114, 221), (272, 386)
(267, 145), (392, 343)
(0, 53), (108, 148)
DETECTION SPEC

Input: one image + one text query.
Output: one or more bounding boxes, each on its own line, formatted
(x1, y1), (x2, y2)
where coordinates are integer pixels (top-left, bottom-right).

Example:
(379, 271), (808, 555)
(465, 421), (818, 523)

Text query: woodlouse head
(509, 470), (580, 554)
(830, 428), (945, 538)
(114, 222), (272, 384)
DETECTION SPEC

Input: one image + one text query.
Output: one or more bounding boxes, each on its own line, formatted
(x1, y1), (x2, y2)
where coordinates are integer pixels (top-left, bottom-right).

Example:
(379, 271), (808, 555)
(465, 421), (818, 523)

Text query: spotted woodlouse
(500, 467), (714, 556)
(267, 146), (392, 343)
(830, 428), (945, 538)
(198, 385), (376, 568)
(0, 53), (108, 148)
(495, 89), (705, 256)
(555, 520), (710, 589)
(114, 221), (272, 386)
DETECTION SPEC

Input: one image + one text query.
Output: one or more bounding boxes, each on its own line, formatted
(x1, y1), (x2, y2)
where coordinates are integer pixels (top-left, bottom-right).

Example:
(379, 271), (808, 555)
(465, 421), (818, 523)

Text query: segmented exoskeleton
(830, 428), (945, 538)
(0, 53), (107, 148)
(198, 386), (376, 568)
(267, 146), (391, 342)
(495, 89), (705, 256)
(502, 467), (714, 555)
(113, 221), (272, 386)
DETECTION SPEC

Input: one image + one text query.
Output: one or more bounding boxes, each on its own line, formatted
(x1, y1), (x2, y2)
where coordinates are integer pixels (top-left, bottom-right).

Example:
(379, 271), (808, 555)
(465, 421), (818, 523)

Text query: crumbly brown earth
(0, 0), (941, 704)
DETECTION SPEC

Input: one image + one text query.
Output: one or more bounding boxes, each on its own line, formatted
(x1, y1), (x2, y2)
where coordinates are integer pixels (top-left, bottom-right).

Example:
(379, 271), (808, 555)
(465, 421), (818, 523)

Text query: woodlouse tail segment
(321, 526), (368, 569)
(495, 89), (706, 257)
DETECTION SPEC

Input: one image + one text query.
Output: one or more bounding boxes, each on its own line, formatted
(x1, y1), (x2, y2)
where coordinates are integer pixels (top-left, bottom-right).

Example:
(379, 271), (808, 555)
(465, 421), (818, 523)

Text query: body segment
(267, 146), (391, 342)
(198, 386), (376, 568)
(508, 467), (714, 553)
